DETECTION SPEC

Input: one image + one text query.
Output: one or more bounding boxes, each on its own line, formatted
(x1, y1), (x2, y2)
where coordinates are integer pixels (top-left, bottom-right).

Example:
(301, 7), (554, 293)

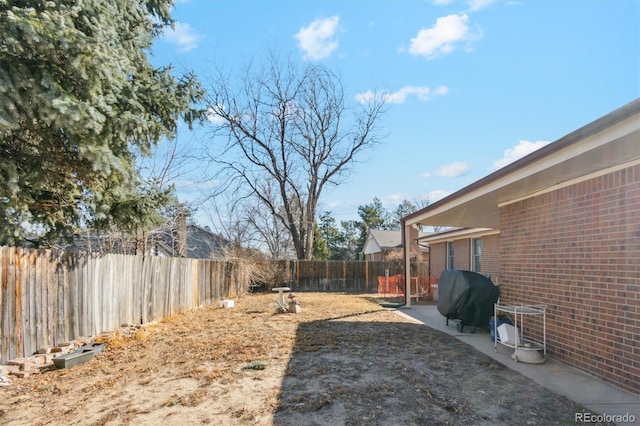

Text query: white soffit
(419, 228), (500, 244)
(404, 104), (640, 229)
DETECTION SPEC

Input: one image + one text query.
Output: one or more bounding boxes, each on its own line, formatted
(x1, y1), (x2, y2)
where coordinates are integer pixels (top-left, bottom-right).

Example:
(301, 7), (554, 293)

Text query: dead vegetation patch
(0, 293), (595, 425)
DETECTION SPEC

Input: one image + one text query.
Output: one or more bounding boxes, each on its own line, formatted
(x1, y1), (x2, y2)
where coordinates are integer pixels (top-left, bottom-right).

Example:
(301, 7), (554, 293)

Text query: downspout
(402, 220), (412, 308)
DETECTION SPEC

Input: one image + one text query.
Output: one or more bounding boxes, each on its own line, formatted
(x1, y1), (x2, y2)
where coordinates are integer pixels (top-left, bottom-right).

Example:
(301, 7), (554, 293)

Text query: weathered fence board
(288, 260), (427, 294)
(0, 246), (249, 363)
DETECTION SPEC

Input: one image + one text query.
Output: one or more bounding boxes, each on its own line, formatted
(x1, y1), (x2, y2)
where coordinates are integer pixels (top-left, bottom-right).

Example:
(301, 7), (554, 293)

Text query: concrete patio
(394, 304), (639, 424)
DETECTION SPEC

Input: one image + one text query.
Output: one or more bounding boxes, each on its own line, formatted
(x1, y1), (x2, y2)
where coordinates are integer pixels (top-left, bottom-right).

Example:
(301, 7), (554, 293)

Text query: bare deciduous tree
(204, 52), (387, 259)
(203, 188), (294, 259)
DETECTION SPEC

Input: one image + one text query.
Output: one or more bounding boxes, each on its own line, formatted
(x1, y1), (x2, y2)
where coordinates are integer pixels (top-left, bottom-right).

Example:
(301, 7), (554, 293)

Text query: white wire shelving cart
(493, 302), (547, 363)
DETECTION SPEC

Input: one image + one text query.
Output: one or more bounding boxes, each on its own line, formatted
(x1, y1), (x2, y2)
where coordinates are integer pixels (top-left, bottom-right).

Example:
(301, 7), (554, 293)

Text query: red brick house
(401, 99), (640, 393)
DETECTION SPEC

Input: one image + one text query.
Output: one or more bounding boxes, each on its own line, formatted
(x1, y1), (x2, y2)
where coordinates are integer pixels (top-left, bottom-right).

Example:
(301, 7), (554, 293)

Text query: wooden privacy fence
(0, 246), (249, 364)
(285, 260), (430, 294)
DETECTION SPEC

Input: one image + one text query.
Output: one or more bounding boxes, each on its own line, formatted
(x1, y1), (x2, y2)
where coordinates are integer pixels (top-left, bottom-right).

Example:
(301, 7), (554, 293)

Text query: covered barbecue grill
(437, 269), (500, 332)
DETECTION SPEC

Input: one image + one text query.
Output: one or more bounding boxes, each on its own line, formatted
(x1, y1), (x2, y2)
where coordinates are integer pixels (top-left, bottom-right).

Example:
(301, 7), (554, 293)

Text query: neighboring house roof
(402, 98), (640, 229)
(364, 229), (431, 255)
(66, 223), (229, 259)
(150, 224), (229, 259)
(184, 224), (228, 259)
(364, 230), (402, 254)
(63, 232), (134, 253)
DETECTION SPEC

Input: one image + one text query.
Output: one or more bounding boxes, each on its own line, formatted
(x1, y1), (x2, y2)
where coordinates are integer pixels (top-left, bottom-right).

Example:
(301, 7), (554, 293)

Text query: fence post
(342, 261), (346, 291)
(326, 261), (330, 292)
(364, 260), (367, 292)
(193, 261), (198, 308)
(14, 248), (23, 359)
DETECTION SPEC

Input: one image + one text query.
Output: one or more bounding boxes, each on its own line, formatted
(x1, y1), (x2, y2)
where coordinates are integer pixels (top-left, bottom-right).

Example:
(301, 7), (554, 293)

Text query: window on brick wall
(472, 238), (481, 272)
(447, 241), (454, 269)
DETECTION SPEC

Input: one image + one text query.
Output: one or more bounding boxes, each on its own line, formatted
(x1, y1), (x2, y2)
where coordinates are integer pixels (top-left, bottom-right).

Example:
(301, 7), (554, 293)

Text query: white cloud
(426, 190), (451, 203)
(294, 16), (340, 61)
(432, 0), (497, 11)
(354, 90), (376, 105)
(432, 86), (450, 96)
(379, 193), (407, 206)
(387, 85), (450, 104)
(466, 0), (497, 12)
(206, 107), (227, 125)
(492, 140), (550, 170)
(436, 161), (470, 177)
(355, 85), (449, 105)
(161, 22), (203, 52)
(407, 14), (480, 59)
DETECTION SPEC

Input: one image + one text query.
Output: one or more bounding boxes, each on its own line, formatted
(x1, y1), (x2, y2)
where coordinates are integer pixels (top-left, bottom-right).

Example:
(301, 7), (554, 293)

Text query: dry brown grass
(0, 292), (591, 425)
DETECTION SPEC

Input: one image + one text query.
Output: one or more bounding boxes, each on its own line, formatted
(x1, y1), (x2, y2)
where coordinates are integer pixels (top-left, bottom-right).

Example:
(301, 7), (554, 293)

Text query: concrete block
(10, 370), (37, 378)
(52, 344), (73, 354)
(7, 358), (35, 371)
(33, 354), (49, 366)
(3, 365), (19, 374)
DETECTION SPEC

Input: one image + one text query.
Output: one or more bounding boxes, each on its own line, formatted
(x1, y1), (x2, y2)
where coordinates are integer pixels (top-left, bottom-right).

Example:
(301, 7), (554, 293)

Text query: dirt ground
(0, 293), (593, 425)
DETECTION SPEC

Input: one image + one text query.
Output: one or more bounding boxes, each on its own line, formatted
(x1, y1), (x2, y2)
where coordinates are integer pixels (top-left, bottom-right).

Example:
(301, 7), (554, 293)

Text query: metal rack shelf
(494, 302), (547, 362)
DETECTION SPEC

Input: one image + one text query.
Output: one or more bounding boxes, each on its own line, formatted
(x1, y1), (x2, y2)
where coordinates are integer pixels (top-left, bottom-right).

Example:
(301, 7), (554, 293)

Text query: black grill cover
(437, 270), (500, 328)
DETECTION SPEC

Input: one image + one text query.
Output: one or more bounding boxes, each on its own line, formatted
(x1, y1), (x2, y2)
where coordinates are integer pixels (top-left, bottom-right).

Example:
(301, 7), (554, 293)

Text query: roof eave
(403, 98), (640, 229)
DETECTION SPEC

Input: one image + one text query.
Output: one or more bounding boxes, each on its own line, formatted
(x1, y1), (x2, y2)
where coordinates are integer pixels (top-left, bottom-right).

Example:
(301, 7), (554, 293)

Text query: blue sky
(151, 0), (639, 225)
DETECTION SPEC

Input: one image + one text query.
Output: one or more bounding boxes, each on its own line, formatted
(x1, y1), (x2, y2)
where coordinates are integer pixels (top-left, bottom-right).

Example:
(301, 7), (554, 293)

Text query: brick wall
(481, 234), (502, 283)
(430, 242), (447, 279)
(499, 164), (640, 393)
(428, 235), (501, 282)
(454, 239), (470, 270)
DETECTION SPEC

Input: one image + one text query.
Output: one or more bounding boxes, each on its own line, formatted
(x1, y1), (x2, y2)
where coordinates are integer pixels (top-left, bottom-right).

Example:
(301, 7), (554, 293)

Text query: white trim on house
(470, 237), (481, 273)
(418, 227), (499, 244)
(498, 158), (640, 208)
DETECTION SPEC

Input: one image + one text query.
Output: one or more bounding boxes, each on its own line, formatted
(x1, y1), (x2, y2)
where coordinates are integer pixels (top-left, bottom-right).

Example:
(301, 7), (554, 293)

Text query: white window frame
(471, 237), (481, 272)
(447, 241), (455, 269)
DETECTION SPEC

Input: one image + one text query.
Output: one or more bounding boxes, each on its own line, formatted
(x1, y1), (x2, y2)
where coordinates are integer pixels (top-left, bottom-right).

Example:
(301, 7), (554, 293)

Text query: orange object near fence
(377, 274), (437, 297)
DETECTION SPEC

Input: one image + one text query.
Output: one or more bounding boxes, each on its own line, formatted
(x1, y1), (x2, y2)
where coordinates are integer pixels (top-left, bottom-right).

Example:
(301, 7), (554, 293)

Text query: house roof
(402, 99), (640, 229)
(184, 224), (229, 259)
(364, 229), (432, 254)
(152, 223), (229, 259)
(369, 230), (402, 249)
(66, 223), (229, 259)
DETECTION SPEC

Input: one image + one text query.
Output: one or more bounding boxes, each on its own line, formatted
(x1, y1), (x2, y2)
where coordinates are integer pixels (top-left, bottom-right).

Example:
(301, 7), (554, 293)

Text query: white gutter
(420, 228), (499, 244)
